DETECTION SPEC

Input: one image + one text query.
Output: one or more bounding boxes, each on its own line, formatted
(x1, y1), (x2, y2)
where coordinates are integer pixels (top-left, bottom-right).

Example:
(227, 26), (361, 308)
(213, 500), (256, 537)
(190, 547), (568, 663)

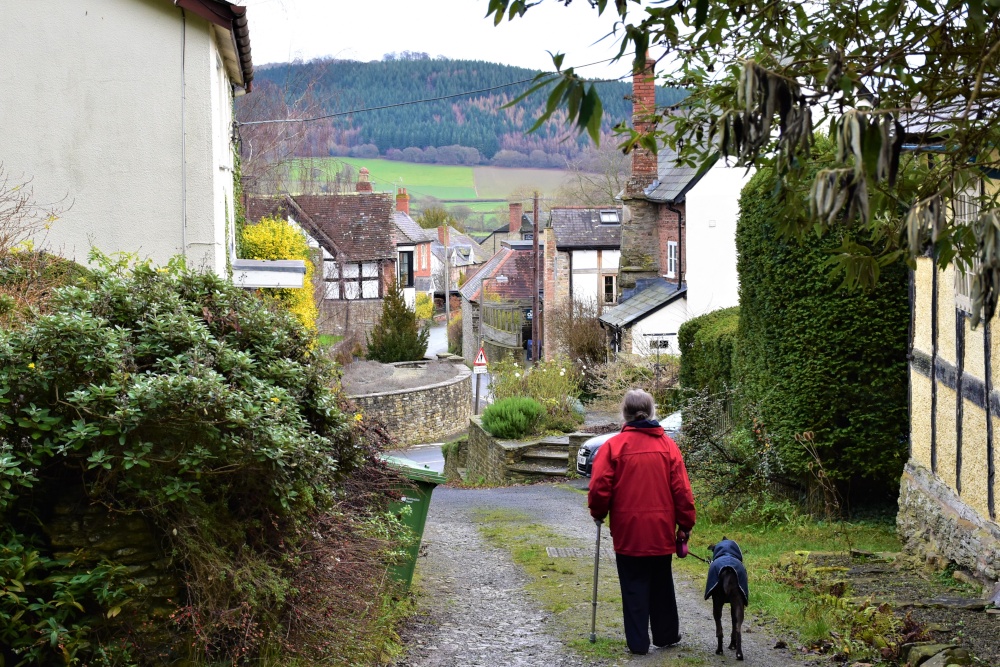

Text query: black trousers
(614, 553), (679, 654)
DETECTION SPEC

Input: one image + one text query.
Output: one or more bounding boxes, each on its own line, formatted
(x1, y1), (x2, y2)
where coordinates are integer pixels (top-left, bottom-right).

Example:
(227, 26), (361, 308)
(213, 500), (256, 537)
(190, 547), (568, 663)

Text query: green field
(288, 157), (574, 207)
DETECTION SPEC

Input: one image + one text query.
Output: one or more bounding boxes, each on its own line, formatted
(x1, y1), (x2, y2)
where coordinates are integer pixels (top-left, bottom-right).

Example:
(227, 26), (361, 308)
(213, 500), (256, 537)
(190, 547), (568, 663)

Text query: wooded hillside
(245, 55), (685, 166)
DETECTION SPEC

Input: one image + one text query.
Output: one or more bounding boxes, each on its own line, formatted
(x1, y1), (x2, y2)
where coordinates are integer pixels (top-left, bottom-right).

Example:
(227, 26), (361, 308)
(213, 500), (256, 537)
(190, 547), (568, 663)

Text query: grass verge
(474, 508), (710, 665)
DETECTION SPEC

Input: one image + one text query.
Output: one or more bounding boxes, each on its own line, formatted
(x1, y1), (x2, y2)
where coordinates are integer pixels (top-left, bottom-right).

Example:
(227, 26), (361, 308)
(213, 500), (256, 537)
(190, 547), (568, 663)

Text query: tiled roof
(549, 207), (622, 248)
(644, 147), (718, 203)
(393, 211), (433, 245)
(459, 246), (538, 303)
(289, 194), (396, 262)
(599, 279), (687, 329)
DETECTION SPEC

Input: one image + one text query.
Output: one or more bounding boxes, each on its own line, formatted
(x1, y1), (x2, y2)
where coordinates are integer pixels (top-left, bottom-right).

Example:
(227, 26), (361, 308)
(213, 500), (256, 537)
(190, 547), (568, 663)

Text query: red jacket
(587, 424), (696, 557)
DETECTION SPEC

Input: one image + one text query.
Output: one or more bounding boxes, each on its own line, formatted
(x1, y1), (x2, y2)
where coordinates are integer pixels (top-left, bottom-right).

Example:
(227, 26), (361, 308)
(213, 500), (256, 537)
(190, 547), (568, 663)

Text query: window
(600, 210), (620, 224)
(399, 251), (414, 288)
(667, 241), (678, 278)
(323, 260), (382, 300)
(954, 180), (981, 314)
(603, 275), (617, 304)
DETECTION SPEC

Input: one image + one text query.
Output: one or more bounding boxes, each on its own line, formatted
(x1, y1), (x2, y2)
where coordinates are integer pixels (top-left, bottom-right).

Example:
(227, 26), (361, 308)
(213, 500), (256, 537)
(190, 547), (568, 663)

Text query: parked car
(576, 411), (682, 477)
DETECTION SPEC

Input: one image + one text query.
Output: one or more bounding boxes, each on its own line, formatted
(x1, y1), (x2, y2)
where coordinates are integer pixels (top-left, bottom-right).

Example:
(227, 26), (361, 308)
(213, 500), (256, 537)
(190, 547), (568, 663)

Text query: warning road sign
(473, 347), (488, 373)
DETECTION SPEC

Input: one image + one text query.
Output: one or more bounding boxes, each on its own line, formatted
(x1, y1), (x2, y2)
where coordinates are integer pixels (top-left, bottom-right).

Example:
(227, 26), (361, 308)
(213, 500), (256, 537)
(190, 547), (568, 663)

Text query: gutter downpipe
(666, 202), (683, 286)
(175, 2), (188, 261)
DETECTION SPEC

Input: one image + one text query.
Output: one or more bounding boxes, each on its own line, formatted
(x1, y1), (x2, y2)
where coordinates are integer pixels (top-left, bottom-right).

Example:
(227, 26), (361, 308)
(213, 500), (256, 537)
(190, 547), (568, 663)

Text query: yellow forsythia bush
(241, 216), (318, 332)
(414, 292), (433, 320)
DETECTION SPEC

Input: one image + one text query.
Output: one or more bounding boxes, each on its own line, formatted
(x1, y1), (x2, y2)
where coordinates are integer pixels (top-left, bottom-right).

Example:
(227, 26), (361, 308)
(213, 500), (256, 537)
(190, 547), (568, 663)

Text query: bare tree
(557, 142), (628, 208)
(0, 165), (63, 254)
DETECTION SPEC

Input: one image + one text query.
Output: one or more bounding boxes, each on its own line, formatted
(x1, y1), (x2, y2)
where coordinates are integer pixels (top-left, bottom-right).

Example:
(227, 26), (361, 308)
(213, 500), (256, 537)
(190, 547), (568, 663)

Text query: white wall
(683, 164), (751, 316)
(629, 297), (689, 356)
(0, 0), (235, 274)
(570, 249), (620, 305)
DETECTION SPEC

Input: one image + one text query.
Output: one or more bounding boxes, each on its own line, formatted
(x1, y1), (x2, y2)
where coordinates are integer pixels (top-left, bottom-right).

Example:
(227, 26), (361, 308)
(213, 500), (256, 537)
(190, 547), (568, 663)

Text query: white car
(576, 412), (682, 477)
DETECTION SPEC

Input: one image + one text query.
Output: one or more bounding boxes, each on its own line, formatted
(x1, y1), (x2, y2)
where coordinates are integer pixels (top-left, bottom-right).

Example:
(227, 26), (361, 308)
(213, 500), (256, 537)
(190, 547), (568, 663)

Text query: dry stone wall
(349, 362), (472, 446)
(898, 461), (1000, 587)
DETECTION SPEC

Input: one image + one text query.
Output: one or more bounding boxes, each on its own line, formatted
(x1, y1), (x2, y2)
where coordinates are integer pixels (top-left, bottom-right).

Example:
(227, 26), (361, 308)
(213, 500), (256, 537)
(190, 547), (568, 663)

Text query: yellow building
(899, 186), (1000, 594)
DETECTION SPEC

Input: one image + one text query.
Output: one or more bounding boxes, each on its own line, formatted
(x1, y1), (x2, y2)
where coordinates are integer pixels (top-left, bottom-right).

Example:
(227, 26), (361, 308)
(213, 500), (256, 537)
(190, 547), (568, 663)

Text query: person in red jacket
(588, 389), (696, 655)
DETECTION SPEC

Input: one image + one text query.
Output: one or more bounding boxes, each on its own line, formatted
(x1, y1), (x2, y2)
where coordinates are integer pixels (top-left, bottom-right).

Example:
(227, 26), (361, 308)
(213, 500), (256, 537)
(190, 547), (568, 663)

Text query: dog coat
(704, 539), (749, 605)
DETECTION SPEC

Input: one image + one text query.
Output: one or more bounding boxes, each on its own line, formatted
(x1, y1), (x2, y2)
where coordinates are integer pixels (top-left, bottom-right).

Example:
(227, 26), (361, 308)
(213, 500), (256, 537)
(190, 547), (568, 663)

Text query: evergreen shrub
(734, 168), (909, 496)
(0, 254), (404, 664)
(677, 306), (739, 395)
(367, 279), (430, 362)
(481, 397), (545, 439)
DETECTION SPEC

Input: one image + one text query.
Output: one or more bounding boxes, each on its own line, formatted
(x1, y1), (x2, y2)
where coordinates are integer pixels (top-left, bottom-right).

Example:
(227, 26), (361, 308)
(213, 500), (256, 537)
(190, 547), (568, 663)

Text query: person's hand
(676, 528), (689, 543)
(594, 517), (604, 526)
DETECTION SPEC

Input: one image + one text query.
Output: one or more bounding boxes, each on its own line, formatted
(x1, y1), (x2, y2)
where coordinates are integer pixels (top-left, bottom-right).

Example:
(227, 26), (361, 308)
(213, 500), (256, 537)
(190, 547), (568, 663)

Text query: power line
(237, 56), (633, 127)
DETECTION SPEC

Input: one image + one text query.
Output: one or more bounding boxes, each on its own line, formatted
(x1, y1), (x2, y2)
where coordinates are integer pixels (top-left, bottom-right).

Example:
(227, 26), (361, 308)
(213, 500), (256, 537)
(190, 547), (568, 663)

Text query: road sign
(472, 347), (488, 373)
(473, 347), (488, 374)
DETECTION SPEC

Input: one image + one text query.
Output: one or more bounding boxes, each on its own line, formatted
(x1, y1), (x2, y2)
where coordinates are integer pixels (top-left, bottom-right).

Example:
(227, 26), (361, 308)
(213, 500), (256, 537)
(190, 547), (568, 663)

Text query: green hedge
(678, 306), (740, 395)
(482, 396), (545, 439)
(734, 168), (909, 497)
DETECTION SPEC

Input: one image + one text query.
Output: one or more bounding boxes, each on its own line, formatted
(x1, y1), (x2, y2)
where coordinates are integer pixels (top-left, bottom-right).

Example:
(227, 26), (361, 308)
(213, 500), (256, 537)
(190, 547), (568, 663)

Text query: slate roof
(246, 194), (395, 262)
(393, 211), (433, 245)
(644, 148), (719, 203)
(431, 227), (490, 266)
(599, 279), (687, 329)
(549, 207), (622, 248)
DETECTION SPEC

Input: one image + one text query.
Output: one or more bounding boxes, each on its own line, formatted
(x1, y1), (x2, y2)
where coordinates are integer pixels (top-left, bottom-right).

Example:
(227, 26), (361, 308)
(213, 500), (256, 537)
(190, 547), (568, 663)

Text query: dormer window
(600, 210), (620, 224)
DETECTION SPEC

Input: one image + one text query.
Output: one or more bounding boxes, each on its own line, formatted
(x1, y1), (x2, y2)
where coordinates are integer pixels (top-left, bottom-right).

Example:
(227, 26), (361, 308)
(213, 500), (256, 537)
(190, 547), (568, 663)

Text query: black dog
(704, 538), (748, 660)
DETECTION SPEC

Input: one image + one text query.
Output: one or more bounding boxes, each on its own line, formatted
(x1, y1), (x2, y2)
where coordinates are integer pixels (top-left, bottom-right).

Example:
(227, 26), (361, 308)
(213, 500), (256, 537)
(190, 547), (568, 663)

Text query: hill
(244, 55), (685, 166)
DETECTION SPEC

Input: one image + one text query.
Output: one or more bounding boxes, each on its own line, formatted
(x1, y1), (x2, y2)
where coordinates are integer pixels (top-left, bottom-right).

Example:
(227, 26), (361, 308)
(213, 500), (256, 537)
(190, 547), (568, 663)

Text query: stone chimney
(627, 54), (658, 196)
(396, 187), (410, 214)
(356, 167), (373, 193)
(509, 202), (523, 233)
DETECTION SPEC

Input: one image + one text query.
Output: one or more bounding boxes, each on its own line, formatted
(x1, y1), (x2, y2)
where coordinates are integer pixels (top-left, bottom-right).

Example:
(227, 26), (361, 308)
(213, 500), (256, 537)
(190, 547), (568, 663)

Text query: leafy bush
(447, 312), (462, 355)
(367, 279), (430, 362)
(489, 357), (583, 432)
(240, 215), (318, 332)
(582, 352), (679, 414)
(481, 397), (545, 439)
(547, 298), (608, 366)
(678, 307), (739, 394)
(735, 166), (909, 497)
(414, 291), (433, 320)
(0, 254), (403, 664)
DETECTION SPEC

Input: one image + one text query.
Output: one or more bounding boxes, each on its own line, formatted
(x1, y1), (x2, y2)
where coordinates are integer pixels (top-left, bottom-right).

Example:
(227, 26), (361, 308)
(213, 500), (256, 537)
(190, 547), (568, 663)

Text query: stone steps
(507, 462), (568, 477)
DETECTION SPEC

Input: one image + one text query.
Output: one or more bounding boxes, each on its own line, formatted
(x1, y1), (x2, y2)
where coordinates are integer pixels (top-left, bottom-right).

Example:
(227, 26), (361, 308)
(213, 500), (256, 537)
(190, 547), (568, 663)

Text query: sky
(240, 0), (641, 81)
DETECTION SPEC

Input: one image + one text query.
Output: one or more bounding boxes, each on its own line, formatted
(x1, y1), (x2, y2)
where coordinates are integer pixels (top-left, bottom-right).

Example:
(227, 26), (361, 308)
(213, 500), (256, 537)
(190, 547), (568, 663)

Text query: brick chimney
(356, 167), (373, 193)
(396, 187), (409, 214)
(437, 225), (449, 245)
(509, 202), (523, 233)
(627, 54), (658, 196)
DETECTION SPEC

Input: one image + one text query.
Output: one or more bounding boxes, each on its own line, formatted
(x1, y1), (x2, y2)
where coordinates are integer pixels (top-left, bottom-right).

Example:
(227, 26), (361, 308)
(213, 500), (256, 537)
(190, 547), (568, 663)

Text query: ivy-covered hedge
(734, 169), (909, 496)
(678, 307), (739, 395)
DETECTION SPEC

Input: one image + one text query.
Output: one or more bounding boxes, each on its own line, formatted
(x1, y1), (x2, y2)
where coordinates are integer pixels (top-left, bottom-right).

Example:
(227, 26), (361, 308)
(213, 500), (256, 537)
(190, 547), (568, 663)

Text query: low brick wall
(898, 461), (1000, 587)
(349, 362), (472, 446)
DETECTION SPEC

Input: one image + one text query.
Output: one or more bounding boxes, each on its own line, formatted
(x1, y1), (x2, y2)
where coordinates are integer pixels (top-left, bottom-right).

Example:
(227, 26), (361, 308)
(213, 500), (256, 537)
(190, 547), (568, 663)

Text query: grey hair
(621, 389), (656, 423)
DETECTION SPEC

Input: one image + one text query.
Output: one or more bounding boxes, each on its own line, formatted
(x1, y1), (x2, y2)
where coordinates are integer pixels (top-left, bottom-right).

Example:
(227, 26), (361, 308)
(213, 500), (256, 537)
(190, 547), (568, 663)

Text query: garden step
(522, 447), (570, 461)
(507, 463), (568, 477)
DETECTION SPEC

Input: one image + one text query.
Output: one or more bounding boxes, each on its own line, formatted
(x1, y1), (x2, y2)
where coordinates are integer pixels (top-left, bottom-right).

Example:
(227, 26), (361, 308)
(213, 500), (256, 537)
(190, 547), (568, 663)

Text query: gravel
(398, 481), (817, 667)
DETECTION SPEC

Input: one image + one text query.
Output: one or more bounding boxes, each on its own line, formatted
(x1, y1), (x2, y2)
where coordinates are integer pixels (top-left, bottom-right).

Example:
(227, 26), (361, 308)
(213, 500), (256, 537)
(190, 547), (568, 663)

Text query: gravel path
(398, 481), (816, 667)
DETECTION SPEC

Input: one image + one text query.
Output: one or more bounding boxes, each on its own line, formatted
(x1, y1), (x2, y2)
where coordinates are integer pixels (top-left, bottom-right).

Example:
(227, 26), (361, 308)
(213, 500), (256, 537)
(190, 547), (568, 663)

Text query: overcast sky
(241, 0), (640, 81)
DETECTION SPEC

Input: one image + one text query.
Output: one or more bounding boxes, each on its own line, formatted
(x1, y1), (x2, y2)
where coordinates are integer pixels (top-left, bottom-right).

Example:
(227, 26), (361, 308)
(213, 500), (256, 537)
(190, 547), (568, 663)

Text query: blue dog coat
(704, 539), (749, 605)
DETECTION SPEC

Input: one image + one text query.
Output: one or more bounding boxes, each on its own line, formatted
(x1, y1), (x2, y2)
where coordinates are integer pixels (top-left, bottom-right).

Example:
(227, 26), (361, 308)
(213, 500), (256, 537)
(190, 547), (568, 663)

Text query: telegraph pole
(532, 192), (540, 363)
(442, 225), (450, 330)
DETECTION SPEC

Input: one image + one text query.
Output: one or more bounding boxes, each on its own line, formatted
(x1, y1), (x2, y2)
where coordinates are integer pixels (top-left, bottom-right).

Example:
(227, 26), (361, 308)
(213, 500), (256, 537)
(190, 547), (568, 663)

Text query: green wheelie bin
(381, 455), (447, 590)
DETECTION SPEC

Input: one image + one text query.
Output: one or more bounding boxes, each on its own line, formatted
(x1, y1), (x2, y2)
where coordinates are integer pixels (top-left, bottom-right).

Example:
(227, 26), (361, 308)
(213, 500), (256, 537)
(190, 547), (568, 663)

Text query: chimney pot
(356, 166), (373, 193)
(396, 187), (410, 215)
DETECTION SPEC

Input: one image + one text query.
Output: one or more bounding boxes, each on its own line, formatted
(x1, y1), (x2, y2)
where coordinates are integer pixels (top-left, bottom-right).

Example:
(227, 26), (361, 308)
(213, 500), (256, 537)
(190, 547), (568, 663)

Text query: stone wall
(898, 461), (1000, 587)
(466, 417), (514, 485)
(317, 298), (383, 338)
(349, 362), (472, 446)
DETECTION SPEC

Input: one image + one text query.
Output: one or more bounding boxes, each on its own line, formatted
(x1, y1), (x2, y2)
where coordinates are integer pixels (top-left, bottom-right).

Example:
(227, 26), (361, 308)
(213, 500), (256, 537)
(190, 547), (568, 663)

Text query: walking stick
(589, 519), (602, 643)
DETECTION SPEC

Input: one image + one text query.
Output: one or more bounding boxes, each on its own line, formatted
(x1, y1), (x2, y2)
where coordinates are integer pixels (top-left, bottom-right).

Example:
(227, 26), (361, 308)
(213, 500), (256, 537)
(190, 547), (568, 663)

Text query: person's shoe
(653, 634), (682, 648)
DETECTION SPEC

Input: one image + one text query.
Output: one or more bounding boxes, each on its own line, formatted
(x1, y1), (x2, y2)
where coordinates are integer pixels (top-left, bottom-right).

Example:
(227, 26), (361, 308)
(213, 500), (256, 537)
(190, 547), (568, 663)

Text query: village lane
(398, 482), (816, 667)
